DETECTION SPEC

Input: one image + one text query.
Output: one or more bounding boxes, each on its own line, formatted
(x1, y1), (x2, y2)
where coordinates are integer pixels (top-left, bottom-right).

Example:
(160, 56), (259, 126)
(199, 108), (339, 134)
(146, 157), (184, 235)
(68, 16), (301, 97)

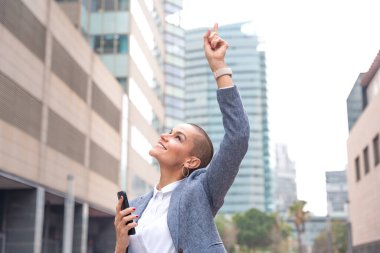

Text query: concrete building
(325, 170), (348, 219)
(275, 144), (297, 217)
(185, 22), (272, 214)
(346, 50), (380, 252)
(55, 0), (165, 197)
(0, 0), (161, 251)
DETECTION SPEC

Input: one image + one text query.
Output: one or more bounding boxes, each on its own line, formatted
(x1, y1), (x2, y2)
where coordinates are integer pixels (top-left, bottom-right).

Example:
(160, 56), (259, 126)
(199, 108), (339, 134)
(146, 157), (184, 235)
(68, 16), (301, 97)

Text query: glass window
(363, 146), (370, 174)
(103, 35), (114, 53)
(117, 35), (128, 53)
(118, 0), (129, 10)
(93, 35), (102, 53)
(374, 134), (380, 166)
(355, 156), (360, 182)
(91, 0), (102, 12)
(104, 0), (115, 11)
(116, 77), (128, 92)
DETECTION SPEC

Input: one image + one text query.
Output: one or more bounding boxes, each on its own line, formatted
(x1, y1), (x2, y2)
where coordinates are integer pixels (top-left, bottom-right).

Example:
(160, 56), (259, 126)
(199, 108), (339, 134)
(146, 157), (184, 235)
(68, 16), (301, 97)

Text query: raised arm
(204, 23), (233, 89)
(202, 23), (250, 214)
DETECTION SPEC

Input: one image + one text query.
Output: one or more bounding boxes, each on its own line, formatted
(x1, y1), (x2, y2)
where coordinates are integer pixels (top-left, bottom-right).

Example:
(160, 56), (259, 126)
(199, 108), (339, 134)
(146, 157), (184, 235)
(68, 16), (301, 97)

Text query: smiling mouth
(158, 142), (167, 150)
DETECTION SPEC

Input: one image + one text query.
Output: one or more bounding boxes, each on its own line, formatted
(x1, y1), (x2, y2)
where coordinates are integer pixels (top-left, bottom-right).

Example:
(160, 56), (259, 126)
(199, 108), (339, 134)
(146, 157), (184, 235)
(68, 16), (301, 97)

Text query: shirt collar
(153, 179), (185, 198)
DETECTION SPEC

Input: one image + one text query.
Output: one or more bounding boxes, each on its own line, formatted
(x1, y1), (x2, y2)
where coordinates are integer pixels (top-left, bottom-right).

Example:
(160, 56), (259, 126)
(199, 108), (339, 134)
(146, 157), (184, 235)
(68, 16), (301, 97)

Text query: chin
(148, 149), (156, 157)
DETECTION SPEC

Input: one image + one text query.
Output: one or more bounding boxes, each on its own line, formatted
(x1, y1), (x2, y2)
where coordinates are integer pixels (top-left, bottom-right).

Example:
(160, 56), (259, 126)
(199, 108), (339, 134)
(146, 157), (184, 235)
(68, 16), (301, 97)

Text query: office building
(325, 170), (348, 219)
(163, 0), (185, 131)
(346, 50), (380, 252)
(0, 0), (167, 251)
(56, 0), (166, 197)
(185, 22), (272, 213)
(275, 144), (297, 217)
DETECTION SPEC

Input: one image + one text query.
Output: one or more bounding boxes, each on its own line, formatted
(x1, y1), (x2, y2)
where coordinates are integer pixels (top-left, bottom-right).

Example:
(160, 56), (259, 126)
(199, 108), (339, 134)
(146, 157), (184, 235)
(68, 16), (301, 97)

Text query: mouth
(157, 141), (167, 150)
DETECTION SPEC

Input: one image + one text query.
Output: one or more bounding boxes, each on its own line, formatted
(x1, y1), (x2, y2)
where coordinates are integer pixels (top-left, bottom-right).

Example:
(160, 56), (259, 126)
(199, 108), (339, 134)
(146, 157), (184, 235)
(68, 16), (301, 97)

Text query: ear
(185, 156), (201, 170)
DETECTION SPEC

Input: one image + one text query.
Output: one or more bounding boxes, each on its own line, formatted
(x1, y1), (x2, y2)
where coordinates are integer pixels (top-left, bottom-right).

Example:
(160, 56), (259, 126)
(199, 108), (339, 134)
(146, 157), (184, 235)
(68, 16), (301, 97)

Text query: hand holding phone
(117, 191), (136, 235)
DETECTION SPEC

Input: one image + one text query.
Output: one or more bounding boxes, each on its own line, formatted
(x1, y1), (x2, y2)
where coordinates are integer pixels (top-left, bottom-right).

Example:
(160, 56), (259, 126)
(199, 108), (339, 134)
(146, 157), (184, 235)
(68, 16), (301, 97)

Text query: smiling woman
(114, 23), (250, 253)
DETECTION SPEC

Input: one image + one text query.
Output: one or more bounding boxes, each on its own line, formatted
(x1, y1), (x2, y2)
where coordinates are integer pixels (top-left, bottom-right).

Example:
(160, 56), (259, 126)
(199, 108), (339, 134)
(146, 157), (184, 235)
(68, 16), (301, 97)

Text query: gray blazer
(130, 86), (250, 253)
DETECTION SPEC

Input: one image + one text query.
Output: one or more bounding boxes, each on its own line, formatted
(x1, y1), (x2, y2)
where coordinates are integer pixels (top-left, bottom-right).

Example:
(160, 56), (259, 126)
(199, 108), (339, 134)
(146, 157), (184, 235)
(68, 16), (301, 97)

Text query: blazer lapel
(167, 179), (186, 250)
(134, 190), (153, 222)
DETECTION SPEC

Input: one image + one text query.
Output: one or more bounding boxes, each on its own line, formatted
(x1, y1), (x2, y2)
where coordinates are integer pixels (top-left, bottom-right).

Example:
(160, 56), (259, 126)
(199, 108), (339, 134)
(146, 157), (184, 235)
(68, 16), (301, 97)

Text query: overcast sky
(181, 0), (380, 215)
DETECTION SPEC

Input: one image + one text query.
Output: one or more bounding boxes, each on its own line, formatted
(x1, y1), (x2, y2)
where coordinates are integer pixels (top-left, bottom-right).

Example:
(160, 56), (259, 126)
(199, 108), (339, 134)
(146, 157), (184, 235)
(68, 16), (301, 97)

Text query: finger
(122, 214), (139, 224)
(213, 23), (218, 34)
(211, 37), (222, 49)
(120, 207), (136, 216)
(126, 222), (138, 231)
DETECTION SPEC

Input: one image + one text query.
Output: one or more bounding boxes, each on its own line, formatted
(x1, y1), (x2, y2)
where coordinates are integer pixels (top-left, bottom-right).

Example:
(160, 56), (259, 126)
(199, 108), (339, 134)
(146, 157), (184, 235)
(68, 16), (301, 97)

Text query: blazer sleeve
(201, 85), (250, 215)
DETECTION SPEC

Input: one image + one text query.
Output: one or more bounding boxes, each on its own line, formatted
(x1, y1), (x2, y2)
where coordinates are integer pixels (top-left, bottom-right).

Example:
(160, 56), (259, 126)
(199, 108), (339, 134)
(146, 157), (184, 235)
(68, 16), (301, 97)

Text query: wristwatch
(213, 67), (232, 79)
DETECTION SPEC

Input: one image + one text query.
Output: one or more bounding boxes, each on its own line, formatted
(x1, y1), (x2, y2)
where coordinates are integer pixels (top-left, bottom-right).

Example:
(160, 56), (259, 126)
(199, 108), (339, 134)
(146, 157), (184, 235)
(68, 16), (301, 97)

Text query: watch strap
(213, 67), (232, 79)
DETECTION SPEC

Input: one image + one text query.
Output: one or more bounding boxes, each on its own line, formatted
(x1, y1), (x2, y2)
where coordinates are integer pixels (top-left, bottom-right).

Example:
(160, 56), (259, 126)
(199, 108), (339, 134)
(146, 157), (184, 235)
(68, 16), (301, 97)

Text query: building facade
(0, 0), (156, 251)
(275, 144), (297, 217)
(325, 170), (348, 219)
(346, 51), (380, 253)
(163, 0), (185, 131)
(56, 0), (166, 197)
(185, 22), (272, 214)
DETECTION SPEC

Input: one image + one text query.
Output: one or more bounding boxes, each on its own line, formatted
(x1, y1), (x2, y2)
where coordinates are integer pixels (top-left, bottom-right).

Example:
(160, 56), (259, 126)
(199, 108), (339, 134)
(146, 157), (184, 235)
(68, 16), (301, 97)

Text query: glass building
(163, 0), (185, 131)
(185, 22), (272, 214)
(275, 144), (297, 217)
(325, 170), (348, 218)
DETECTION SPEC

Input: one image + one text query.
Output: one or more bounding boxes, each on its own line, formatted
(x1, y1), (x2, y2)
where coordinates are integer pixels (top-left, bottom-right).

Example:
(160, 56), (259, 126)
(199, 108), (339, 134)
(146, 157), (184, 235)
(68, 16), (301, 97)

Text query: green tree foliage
(215, 214), (237, 251)
(270, 213), (292, 253)
(332, 220), (348, 253)
(233, 208), (275, 251)
(312, 219), (348, 253)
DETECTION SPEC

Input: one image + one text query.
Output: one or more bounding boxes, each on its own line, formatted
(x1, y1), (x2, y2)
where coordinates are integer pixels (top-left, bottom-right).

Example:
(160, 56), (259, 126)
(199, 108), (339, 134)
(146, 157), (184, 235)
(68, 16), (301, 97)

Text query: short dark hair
(187, 123), (214, 169)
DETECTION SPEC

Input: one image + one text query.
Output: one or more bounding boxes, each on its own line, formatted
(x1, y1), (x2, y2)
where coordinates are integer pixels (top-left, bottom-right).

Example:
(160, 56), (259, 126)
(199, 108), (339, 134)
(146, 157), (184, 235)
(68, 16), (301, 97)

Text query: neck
(157, 166), (183, 190)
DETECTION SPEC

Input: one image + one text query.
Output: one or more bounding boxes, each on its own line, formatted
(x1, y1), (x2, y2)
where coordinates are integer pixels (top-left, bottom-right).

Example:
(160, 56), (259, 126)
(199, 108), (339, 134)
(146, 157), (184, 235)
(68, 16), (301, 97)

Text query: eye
(175, 135), (181, 140)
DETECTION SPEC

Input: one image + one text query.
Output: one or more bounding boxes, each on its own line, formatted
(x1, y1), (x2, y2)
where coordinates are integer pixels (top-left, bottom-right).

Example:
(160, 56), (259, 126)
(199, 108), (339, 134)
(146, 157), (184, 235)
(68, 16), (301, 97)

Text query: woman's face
(149, 123), (200, 169)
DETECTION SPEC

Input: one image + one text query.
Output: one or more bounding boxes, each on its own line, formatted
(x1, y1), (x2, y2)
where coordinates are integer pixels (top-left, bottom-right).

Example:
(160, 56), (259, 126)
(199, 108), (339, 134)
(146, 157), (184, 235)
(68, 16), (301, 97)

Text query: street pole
(63, 174), (75, 253)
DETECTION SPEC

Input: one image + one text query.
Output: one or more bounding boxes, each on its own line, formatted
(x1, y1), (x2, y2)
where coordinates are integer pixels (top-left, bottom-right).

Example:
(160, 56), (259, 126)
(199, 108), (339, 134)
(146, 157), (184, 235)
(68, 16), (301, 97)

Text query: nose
(160, 133), (169, 141)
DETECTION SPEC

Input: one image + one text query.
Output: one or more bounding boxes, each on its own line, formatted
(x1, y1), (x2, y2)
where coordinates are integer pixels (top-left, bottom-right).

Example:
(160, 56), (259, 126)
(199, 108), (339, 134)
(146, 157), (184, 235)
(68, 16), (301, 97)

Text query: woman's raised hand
(203, 23), (229, 72)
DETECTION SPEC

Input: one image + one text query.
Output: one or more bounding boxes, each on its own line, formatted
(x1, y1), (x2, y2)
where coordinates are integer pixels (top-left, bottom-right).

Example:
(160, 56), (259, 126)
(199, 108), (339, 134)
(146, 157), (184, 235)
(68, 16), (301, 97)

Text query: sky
(181, 0), (380, 216)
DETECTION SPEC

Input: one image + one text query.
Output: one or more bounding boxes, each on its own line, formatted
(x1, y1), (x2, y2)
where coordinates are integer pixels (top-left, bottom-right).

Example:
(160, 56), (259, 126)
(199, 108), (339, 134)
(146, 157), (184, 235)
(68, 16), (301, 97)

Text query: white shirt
(129, 179), (184, 253)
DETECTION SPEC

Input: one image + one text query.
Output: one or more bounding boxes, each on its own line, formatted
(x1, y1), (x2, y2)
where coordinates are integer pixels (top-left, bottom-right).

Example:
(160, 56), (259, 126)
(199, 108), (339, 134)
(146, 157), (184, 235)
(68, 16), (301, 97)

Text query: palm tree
(289, 200), (310, 253)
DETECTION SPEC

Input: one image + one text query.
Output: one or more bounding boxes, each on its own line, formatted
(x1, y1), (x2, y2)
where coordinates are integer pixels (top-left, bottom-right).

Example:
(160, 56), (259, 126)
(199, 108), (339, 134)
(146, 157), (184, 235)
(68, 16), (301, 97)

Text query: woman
(114, 23), (250, 253)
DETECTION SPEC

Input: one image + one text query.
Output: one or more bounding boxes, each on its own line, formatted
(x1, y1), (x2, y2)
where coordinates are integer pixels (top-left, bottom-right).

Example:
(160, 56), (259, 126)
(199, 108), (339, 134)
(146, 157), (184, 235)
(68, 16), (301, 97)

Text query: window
(104, 0), (115, 11)
(91, 0), (102, 12)
(363, 146), (370, 174)
(374, 134), (380, 166)
(118, 0), (129, 10)
(117, 35), (128, 53)
(116, 77), (128, 92)
(91, 34), (128, 54)
(355, 157), (360, 182)
(103, 35), (114, 53)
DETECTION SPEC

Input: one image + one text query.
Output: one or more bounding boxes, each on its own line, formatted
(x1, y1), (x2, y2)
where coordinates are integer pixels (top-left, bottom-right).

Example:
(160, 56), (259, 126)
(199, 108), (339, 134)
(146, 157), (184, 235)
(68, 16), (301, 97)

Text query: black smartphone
(117, 191), (136, 235)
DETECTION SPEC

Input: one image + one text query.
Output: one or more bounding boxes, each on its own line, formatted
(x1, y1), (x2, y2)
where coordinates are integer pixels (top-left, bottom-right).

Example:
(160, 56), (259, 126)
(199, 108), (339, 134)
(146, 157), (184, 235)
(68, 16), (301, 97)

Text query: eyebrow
(172, 129), (187, 140)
